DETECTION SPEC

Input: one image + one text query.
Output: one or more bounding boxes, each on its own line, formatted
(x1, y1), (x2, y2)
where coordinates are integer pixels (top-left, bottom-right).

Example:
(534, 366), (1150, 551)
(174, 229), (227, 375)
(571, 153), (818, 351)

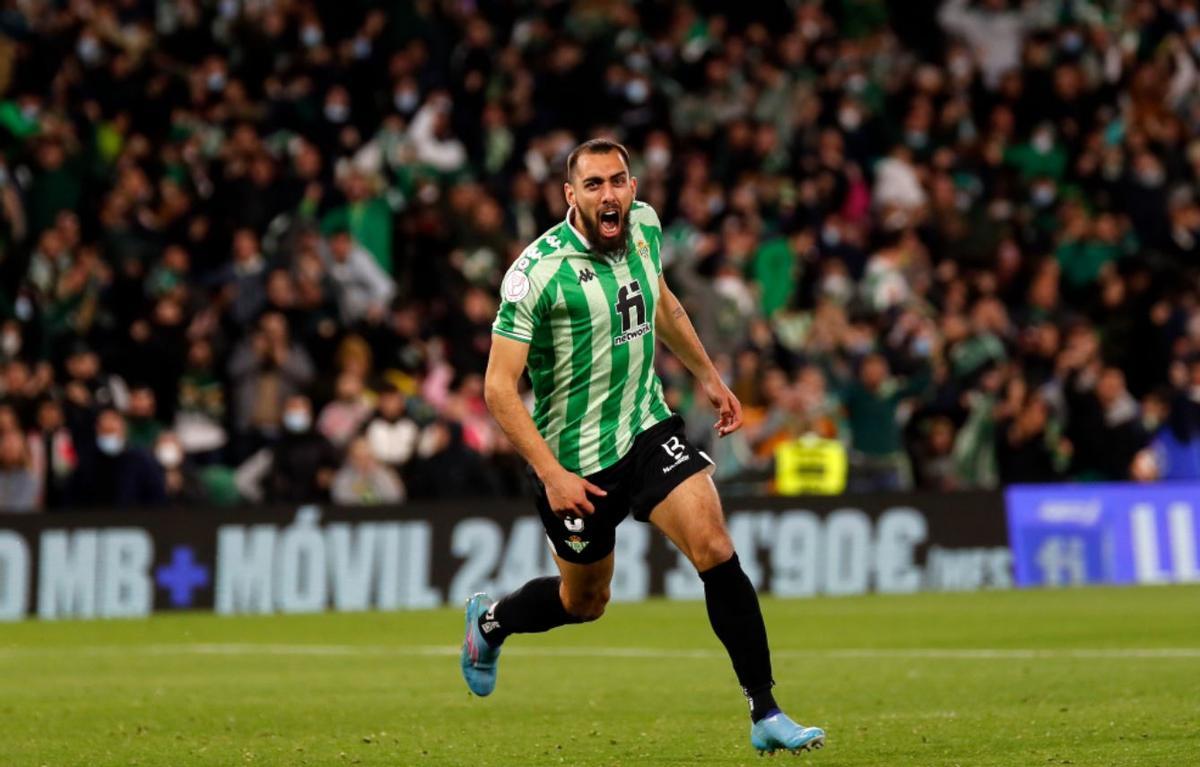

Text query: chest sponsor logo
(613, 279), (650, 346)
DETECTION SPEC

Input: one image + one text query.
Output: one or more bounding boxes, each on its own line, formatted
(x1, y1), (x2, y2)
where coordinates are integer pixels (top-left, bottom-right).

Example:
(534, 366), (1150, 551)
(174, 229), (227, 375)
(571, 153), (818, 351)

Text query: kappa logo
(565, 535), (589, 554)
(578, 268), (596, 284)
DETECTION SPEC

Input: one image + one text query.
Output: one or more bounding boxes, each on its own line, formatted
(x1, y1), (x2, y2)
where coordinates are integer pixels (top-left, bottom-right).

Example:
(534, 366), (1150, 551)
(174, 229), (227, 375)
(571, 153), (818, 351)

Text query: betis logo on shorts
(565, 535), (589, 554)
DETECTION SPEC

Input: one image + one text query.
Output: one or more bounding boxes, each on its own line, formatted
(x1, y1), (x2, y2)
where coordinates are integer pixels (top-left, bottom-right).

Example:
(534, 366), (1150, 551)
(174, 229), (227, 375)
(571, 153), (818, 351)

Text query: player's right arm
(484, 333), (607, 516)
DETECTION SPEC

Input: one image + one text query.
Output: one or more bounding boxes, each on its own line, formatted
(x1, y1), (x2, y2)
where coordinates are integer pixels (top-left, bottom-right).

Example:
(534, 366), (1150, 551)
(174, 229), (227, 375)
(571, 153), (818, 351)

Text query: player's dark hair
(566, 138), (630, 181)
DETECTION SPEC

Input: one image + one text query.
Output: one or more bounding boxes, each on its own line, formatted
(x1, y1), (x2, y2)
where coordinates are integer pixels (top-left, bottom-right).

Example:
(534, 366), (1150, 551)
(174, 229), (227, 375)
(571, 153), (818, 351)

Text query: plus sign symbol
(155, 546), (211, 608)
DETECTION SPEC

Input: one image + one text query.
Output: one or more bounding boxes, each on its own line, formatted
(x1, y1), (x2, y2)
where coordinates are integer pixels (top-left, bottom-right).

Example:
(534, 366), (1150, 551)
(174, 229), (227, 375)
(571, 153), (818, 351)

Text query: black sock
(699, 553), (778, 722)
(478, 576), (583, 647)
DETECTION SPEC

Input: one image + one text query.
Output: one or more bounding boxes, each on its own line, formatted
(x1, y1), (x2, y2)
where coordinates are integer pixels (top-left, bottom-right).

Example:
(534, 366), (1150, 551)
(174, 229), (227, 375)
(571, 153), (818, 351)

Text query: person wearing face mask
(68, 408), (165, 508)
(234, 395), (339, 504)
(154, 431), (208, 506)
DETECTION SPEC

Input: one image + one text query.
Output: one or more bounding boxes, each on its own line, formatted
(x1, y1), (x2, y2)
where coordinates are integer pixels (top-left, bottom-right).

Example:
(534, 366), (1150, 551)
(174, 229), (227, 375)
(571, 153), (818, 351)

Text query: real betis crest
(565, 535), (589, 553)
(636, 239), (649, 259)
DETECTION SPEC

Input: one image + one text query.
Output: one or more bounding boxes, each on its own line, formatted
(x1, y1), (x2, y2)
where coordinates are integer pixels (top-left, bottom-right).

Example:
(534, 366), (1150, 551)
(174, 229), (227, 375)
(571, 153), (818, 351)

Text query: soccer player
(460, 139), (825, 755)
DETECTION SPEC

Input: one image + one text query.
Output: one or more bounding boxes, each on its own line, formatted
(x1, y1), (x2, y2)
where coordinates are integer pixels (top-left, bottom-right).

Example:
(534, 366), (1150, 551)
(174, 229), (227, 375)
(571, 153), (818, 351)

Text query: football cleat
(750, 711), (825, 755)
(460, 593), (501, 696)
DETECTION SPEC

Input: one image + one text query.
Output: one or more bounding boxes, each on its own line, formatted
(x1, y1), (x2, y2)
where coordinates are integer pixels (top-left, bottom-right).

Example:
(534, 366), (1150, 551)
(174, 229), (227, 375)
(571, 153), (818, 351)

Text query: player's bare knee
(691, 530), (735, 572)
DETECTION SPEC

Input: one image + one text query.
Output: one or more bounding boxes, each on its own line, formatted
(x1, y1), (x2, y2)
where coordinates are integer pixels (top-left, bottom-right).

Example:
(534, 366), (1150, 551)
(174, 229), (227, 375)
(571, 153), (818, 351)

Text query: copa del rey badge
(503, 271), (530, 302)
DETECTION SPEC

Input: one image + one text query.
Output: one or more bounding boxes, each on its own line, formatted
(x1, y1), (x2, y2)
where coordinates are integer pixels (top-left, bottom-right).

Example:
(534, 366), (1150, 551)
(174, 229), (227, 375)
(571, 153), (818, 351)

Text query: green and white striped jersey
(492, 201), (673, 476)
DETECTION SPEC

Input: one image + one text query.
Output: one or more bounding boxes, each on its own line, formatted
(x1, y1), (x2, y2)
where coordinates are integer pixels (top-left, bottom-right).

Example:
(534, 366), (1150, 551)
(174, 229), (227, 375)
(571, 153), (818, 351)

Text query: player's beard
(581, 204), (631, 259)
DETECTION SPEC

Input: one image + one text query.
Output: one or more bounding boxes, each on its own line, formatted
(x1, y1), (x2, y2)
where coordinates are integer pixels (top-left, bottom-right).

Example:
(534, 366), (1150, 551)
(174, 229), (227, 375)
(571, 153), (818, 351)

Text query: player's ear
(630, 176), (637, 199)
(563, 180), (575, 208)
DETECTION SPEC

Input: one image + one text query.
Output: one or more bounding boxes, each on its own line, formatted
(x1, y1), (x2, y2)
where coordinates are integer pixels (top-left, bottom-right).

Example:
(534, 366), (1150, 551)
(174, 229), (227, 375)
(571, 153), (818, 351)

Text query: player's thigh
(647, 470), (734, 571)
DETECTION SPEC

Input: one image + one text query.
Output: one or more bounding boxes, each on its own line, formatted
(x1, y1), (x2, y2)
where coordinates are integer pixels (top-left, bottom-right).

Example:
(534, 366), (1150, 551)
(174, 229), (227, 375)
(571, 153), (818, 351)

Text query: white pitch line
(1, 644), (1199, 660)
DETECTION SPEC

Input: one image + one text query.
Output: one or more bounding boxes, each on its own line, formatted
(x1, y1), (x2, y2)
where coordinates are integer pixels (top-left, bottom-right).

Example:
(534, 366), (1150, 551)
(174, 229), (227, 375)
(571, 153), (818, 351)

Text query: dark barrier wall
(0, 492), (1009, 621)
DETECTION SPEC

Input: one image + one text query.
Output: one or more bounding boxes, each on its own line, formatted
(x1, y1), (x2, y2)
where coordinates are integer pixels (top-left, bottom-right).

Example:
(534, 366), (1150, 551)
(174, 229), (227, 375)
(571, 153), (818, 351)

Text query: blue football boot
(460, 593), (501, 696)
(750, 711), (825, 755)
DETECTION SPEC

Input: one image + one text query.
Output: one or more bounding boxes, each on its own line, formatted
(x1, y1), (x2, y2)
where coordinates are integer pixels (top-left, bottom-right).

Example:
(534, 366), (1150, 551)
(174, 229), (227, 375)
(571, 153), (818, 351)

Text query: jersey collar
(565, 207), (591, 251)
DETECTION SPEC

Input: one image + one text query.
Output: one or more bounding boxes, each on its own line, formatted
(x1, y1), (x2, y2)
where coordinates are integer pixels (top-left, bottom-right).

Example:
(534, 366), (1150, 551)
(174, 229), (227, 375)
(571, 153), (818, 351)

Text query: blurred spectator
(317, 371), (373, 449)
(407, 419), (501, 499)
(362, 382), (421, 472)
(332, 436), (405, 506)
(835, 353), (931, 492)
(996, 390), (1069, 484)
(174, 339), (228, 461)
(228, 312), (314, 457)
(0, 428), (40, 512)
(125, 384), (165, 450)
(28, 397), (75, 509)
(322, 228), (395, 325)
(68, 409), (165, 508)
(154, 431), (207, 507)
(235, 395), (338, 504)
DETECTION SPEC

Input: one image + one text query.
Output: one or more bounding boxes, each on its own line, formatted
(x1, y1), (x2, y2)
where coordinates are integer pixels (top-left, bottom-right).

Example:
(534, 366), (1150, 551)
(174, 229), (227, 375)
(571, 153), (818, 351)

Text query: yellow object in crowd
(775, 435), (848, 495)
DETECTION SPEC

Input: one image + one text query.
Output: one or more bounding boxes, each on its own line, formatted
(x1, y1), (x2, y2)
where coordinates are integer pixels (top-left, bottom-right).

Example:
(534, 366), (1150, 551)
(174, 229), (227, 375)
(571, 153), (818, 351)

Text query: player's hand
(542, 467), (607, 516)
(702, 373), (743, 437)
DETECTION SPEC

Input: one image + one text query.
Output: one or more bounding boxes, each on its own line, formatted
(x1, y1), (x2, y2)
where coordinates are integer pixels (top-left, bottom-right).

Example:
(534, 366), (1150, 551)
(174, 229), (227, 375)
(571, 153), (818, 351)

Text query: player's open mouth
(598, 208), (621, 238)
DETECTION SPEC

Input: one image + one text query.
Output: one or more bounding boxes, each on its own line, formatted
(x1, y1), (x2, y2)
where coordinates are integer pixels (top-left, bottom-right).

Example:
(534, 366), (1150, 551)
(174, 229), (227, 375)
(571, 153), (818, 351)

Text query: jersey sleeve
(493, 257), (551, 343)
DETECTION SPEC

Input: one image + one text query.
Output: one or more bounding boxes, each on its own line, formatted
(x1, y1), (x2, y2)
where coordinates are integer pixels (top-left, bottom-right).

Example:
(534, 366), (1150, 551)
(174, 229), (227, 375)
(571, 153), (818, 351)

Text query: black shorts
(532, 415), (714, 564)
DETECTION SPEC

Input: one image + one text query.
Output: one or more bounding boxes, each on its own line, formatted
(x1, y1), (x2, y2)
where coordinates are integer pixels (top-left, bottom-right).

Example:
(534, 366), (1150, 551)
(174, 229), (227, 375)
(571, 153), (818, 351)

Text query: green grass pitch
(2, 586), (1198, 766)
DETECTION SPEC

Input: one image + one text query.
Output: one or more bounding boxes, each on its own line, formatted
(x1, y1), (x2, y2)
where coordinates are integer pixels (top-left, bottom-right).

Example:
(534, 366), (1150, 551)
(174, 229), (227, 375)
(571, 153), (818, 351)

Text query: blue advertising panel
(1006, 483), (1200, 587)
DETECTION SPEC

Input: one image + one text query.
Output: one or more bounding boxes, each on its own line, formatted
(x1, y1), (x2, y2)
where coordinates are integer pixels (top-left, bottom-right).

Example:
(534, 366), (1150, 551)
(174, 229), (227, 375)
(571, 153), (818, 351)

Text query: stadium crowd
(3, 0), (1200, 512)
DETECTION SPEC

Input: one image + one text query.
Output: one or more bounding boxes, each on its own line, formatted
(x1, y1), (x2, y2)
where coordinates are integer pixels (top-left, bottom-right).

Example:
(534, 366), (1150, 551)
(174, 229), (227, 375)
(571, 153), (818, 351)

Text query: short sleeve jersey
(493, 201), (673, 476)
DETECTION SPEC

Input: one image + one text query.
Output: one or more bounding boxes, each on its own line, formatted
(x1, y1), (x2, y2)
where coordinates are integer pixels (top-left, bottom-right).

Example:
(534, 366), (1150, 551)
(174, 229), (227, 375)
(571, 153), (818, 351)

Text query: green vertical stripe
(543, 261), (579, 457)
(555, 261), (594, 473)
(594, 259), (630, 467)
(528, 278), (560, 433)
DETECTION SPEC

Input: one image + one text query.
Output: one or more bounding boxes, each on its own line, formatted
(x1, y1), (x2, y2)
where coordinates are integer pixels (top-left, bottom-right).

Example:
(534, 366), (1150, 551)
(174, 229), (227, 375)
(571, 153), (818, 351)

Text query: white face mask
(394, 89), (418, 113)
(1, 331), (19, 356)
(301, 25), (323, 48)
(324, 103), (349, 123)
(625, 79), (649, 104)
(156, 443), (183, 468)
(283, 410), (311, 433)
(77, 36), (102, 65)
(645, 146), (671, 171)
(97, 434), (125, 456)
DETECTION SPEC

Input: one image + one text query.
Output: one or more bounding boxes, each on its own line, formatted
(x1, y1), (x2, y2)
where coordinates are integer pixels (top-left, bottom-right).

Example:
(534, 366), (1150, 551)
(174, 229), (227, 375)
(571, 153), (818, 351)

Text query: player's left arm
(654, 274), (743, 437)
